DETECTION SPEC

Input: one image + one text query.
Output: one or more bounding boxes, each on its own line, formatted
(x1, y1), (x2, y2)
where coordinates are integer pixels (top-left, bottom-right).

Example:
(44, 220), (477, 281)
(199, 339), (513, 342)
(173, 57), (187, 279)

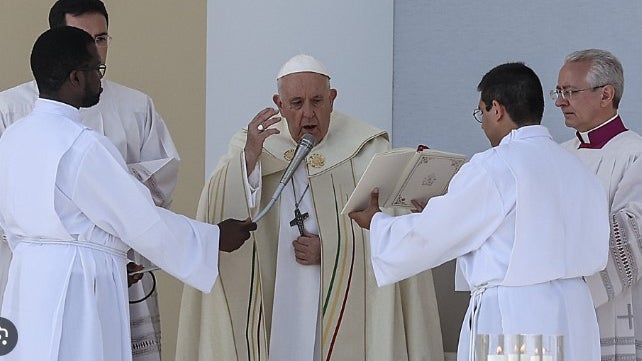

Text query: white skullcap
(276, 54), (331, 80)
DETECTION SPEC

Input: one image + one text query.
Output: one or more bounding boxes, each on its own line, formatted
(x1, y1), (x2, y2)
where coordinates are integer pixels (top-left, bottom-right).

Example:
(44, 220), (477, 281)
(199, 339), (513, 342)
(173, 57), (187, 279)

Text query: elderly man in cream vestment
(176, 55), (444, 361)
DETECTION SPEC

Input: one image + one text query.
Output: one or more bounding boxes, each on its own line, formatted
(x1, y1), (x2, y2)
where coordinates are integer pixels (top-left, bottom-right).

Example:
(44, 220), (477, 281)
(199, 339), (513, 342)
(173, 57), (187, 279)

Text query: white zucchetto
(276, 54), (331, 80)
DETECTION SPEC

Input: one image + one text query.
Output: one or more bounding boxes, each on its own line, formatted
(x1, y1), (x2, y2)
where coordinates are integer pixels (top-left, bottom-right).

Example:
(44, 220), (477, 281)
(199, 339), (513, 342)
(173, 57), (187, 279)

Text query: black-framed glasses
(94, 34), (112, 48)
(77, 64), (107, 79)
(549, 85), (607, 101)
(473, 108), (483, 123)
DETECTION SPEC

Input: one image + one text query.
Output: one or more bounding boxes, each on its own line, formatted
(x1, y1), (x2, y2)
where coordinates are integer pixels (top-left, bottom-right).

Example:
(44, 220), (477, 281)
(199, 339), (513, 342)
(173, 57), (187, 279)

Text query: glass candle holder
(475, 334), (562, 361)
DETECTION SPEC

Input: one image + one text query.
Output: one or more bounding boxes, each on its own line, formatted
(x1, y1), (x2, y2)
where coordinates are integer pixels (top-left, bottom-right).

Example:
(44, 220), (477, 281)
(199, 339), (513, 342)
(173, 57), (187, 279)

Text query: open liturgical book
(341, 145), (467, 214)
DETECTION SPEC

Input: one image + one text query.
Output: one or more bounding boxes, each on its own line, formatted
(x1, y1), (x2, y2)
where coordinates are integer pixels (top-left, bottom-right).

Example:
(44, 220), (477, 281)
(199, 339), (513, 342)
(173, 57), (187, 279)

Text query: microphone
(253, 133), (317, 222)
(278, 133), (316, 186)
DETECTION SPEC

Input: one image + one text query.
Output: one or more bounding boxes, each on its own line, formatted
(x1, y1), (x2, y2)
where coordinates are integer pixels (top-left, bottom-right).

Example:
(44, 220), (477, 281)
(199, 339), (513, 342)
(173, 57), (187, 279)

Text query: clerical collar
(575, 114), (627, 149)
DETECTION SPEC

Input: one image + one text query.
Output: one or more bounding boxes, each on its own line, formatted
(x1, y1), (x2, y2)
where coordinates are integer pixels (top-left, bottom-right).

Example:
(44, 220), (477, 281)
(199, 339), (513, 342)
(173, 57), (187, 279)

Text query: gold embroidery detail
(284, 150), (325, 168)
(283, 149), (295, 161)
(308, 153), (325, 168)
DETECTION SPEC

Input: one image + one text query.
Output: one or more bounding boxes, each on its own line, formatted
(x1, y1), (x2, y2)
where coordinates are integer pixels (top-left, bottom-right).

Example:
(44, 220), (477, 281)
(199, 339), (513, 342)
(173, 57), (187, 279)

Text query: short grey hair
(565, 49), (624, 108)
(276, 73), (331, 95)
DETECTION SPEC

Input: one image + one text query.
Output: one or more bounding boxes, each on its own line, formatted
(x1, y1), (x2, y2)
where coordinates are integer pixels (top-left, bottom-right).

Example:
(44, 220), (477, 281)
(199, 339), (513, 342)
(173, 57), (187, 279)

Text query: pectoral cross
(289, 207), (309, 236)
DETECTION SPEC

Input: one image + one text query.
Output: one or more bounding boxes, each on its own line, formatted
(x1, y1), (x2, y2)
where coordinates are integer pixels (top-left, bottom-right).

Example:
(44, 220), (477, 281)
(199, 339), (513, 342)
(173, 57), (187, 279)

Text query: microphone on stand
(252, 133), (317, 222)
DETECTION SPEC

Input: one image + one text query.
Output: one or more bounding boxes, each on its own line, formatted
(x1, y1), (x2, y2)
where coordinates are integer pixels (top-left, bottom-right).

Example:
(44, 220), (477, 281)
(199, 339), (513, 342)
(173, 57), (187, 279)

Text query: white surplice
(562, 119), (642, 360)
(368, 125), (609, 361)
(0, 99), (218, 361)
(0, 80), (179, 360)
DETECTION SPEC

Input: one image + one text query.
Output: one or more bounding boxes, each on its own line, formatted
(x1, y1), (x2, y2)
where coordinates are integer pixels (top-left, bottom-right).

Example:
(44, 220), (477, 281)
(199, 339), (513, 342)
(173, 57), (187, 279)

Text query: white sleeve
(369, 161), (505, 287)
(586, 155), (642, 307)
(241, 150), (262, 211)
(128, 96), (180, 208)
(61, 135), (219, 292)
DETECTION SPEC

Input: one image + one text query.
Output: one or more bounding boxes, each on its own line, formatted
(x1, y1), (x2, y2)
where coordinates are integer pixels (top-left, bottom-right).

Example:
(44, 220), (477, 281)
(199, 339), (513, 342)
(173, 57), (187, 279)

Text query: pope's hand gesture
(218, 218), (257, 252)
(244, 108), (281, 172)
(348, 188), (381, 230)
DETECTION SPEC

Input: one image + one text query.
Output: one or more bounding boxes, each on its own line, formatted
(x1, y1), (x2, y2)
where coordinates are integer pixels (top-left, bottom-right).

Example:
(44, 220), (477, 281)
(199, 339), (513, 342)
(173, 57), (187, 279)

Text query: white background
(393, 2), (642, 156)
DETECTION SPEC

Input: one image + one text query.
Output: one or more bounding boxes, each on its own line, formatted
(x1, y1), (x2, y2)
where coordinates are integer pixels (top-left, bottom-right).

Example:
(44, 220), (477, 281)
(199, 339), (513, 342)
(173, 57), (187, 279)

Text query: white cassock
(244, 158), (321, 361)
(0, 99), (217, 361)
(0, 80), (178, 360)
(368, 125), (609, 361)
(562, 115), (642, 360)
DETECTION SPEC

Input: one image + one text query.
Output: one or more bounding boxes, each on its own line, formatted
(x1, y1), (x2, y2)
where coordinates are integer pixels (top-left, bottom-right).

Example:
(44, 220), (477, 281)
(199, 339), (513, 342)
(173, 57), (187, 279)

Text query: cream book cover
(341, 147), (466, 214)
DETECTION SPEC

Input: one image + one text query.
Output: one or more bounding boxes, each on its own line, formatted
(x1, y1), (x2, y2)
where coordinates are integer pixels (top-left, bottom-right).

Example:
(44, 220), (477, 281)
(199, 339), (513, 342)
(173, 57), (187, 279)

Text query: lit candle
(487, 346), (507, 361)
(506, 343), (523, 361)
(529, 348), (553, 361)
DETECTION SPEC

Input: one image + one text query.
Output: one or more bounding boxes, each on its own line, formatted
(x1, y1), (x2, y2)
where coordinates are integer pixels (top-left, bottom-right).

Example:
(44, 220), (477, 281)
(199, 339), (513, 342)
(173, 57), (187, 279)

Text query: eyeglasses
(549, 85), (607, 101)
(78, 64), (107, 79)
(473, 108), (483, 123)
(94, 34), (112, 48)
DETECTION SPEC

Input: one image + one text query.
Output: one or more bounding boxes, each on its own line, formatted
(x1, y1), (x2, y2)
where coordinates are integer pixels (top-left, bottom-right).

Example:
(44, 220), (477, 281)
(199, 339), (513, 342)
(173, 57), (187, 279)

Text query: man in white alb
(350, 62), (609, 361)
(176, 54), (444, 361)
(0, 1), (178, 359)
(0, 26), (255, 361)
(553, 49), (642, 361)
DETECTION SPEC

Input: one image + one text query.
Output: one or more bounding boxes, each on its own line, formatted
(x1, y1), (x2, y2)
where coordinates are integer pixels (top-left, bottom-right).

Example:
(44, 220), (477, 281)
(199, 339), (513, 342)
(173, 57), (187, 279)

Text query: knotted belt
(13, 235), (128, 259)
(469, 283), (497, 361)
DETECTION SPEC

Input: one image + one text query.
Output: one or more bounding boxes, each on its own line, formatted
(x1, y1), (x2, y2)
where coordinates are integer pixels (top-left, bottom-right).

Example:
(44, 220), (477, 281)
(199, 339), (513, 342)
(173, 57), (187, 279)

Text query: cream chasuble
(176, 112), (444, 361)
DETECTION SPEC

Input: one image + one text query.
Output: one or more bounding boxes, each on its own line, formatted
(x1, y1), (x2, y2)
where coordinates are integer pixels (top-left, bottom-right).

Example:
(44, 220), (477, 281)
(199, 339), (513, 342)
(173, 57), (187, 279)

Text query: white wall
(393, 1), (642, 353)
(393, 2), (642, 156)
(206, 0), (394, 175)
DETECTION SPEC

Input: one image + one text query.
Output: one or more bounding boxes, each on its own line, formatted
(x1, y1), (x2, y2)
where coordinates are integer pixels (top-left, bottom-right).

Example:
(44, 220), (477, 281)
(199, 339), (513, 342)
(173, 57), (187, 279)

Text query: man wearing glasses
(0, 27), (254, 361)
(0, 1), (179, 360)
(553, 49), (642, 361)
(350, 62), (609, 361)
